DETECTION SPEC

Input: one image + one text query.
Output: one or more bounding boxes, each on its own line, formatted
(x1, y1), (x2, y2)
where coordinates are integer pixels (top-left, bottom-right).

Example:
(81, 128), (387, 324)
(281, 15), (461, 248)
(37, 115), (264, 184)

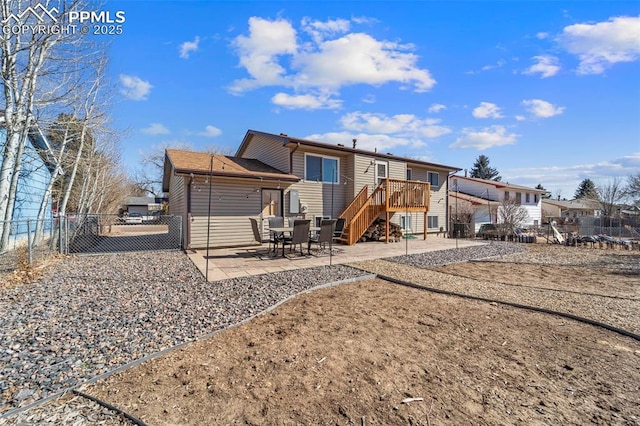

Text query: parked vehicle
(476, 223), (500, 239)
(124, 212), (143, 224)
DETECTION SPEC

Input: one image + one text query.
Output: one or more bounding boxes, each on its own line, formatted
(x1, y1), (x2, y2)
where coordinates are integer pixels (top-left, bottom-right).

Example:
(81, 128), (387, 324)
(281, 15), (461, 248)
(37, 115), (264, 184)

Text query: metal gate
(62, 214), (182, 254)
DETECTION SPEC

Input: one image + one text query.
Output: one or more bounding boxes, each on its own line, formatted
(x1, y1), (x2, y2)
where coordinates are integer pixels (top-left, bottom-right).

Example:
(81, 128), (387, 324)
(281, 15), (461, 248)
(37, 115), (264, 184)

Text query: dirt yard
(83, 245), (640, 425)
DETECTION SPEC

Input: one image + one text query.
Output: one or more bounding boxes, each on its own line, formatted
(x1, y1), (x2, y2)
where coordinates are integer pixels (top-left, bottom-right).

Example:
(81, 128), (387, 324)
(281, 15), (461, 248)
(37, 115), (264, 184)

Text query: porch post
(385, 211), (390, 243)
(424, 212), (427, 240)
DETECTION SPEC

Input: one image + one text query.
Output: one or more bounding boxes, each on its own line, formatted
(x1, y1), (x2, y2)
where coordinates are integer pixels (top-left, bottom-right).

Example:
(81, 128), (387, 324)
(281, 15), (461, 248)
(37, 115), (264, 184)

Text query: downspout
(446, 171), (458, 237)
(289, 141), (300, 174)
(186, 174), (192, 251)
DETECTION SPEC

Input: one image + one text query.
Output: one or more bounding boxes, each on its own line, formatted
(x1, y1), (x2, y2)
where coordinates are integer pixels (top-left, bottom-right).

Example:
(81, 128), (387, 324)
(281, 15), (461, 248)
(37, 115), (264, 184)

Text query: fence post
(58, 216), (62, 254)
(27, 220), (33, 265)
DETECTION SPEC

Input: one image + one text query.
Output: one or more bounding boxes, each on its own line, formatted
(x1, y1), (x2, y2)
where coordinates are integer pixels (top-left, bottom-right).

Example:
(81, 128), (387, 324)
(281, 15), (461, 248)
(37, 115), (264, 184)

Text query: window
(515, 192), (522, 204)
(400, 215), (412, 232)
(314, 215), (331, 227)
(526, 193), (530, 203)
(504, 191), (510, 200)
(534, 194), (539, 203)
(427, 215), (438, 229)
(427, 172), (439, 187)
(375, 161), (388, 185)
(305, 154), (338, 183)
(406, 168), (412, 180)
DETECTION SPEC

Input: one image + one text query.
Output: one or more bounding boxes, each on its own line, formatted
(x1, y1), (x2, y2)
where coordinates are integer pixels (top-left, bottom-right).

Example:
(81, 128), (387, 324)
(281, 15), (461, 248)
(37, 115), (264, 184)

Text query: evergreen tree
(535, 183), (551, 199)
(574, 178), (598, 199)
(469, 155), (501, 181)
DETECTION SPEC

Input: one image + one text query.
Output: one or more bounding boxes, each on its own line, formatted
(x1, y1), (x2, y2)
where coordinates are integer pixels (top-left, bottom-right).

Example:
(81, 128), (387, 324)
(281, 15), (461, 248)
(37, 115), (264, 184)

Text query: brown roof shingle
(165, 149), (299, 181)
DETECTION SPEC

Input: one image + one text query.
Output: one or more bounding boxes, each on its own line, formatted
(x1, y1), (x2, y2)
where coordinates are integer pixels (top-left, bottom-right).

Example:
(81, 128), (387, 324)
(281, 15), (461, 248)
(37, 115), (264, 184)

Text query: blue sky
(105, 1), (639, 199)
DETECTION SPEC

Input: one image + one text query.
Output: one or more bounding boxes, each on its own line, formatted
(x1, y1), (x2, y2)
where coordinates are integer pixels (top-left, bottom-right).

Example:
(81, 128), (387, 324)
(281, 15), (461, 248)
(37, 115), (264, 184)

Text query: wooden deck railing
(385, 179), (430, 211)
(338, 185), (368, 227)
(339, 179), (431, 245)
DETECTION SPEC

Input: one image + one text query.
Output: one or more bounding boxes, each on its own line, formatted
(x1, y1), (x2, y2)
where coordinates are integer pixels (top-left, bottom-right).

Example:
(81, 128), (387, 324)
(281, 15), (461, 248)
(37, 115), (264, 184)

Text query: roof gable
(453, 175), (545, 193)
(238, 129), (461, 172)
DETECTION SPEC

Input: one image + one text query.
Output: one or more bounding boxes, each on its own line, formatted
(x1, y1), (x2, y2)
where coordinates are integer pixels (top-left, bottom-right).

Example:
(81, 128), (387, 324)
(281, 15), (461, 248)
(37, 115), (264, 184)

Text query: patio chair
(283, 219), (311, 256)
(249, 218), (278, 255)
(268, 216), (285, 249)
(308, 219), (336, 254)
(287, 216), (304, 227)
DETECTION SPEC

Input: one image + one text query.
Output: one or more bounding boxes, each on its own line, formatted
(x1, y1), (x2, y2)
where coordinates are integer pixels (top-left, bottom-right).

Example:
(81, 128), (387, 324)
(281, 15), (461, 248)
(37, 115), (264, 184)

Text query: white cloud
(179, 36), (200, 59)
(522, 99), (565, 118)
(141, 123), (169, 135)
(301, 17), (350, 43)
(230, 16), (436, 105)
(119, 74), (152, 101)
(272, 92), (342, 110)
(428, 103), (446, 113)
(481, 59), (506, 72)
(523, 55), (561, 78)
(558, 15), (640, 74)
(198, 125), (222, 138)
(515, 115), (526, 121)
(340, 112), (451, 138)
(305, 131), (424, 154)
(505, 152), (640, 195)
(472, 102), (503, 119)
(230, 17), (299, 93)
(361, 94), (376, 104)
(536, 32), (550, 40)
(449, 125), (518, 150)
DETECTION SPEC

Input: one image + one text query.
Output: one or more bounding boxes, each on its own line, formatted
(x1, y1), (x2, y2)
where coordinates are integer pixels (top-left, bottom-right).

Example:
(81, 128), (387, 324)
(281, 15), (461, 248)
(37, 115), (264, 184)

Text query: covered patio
(187, 236), (483, 281)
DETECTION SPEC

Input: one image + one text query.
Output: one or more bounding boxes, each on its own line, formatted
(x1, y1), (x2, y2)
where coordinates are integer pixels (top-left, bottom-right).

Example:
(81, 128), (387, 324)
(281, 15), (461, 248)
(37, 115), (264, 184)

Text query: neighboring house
(449, 175), (544, 232)
(123, 196), (163, 216)
(542, 198), (601, 220)
(163, 130), (460, 249)
(0, 121), (60, 243)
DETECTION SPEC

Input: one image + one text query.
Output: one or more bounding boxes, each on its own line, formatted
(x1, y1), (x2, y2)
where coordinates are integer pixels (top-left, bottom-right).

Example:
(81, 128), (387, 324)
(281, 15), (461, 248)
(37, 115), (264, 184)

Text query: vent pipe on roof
(352, 138), (357, 149)
(464, 169), (467, 177)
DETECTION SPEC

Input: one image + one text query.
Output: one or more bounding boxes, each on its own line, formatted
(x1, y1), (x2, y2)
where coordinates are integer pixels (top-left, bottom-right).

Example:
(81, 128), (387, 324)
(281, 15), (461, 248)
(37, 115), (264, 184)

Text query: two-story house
(449, 175), (544, 232)
(163, 130), (460, 249)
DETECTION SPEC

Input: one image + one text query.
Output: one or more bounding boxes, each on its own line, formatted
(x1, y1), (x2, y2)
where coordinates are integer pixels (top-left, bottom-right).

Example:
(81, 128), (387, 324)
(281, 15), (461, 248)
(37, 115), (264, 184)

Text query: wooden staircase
(337, 179), (430, 245)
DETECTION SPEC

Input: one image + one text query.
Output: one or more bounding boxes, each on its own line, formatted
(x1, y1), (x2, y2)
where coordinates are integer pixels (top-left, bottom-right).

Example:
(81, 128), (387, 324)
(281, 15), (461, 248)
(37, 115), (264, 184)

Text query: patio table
(268, 226), (321, 257)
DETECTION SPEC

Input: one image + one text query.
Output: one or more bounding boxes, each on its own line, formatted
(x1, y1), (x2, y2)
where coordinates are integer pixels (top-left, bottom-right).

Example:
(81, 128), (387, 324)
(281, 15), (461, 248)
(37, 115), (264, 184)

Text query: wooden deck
(339, 179), (430, 245)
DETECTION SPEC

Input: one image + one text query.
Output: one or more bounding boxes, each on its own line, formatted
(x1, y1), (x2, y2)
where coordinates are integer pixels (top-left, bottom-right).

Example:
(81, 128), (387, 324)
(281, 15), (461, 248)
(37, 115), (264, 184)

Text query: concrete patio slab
(187, 236), (484, 281)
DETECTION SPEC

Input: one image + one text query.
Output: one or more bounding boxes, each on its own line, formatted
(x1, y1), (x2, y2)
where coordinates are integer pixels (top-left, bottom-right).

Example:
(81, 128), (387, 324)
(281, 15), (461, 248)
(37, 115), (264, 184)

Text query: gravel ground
(0, 251), (370, 420)
(1, 243), (635, 424)
(386, 241), (526, 267)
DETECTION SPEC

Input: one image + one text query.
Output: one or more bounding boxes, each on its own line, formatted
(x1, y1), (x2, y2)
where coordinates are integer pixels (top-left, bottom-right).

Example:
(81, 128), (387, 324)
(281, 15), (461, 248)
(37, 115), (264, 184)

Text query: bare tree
(0, 0), (98, 250)
(498, 198), (529, 236)
(135, 143), (232, 196)
(597, 178), (625, 217)
(625, 172), (640, 202)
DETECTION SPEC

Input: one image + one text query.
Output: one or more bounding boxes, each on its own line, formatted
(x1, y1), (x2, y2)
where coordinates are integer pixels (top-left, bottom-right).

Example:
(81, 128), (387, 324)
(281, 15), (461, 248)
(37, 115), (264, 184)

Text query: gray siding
(289, 148), (348, 222)
(241, 133), (290, 172)
(189, 178), (265, 248)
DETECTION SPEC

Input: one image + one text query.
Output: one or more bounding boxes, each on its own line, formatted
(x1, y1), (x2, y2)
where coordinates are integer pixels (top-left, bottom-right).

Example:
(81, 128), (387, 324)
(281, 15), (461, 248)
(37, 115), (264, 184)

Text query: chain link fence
(0, 217), (57, 275)
(63, 214), (183, 254)
(0, 214), (183, 275)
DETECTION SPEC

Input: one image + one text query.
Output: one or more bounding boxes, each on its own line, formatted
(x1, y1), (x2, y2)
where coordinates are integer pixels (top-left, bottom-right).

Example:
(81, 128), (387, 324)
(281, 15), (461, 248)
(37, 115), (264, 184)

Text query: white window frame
(304, 153), (339, 184)
(427, 172), (439, 187)
(314, 215), (331, 227)
(526, 193), (531, 203)
(400, 214), (412, 232)
(427, 215), (438, 229)
(375, 160), (388, 186)
(406, 168), (412, 181)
